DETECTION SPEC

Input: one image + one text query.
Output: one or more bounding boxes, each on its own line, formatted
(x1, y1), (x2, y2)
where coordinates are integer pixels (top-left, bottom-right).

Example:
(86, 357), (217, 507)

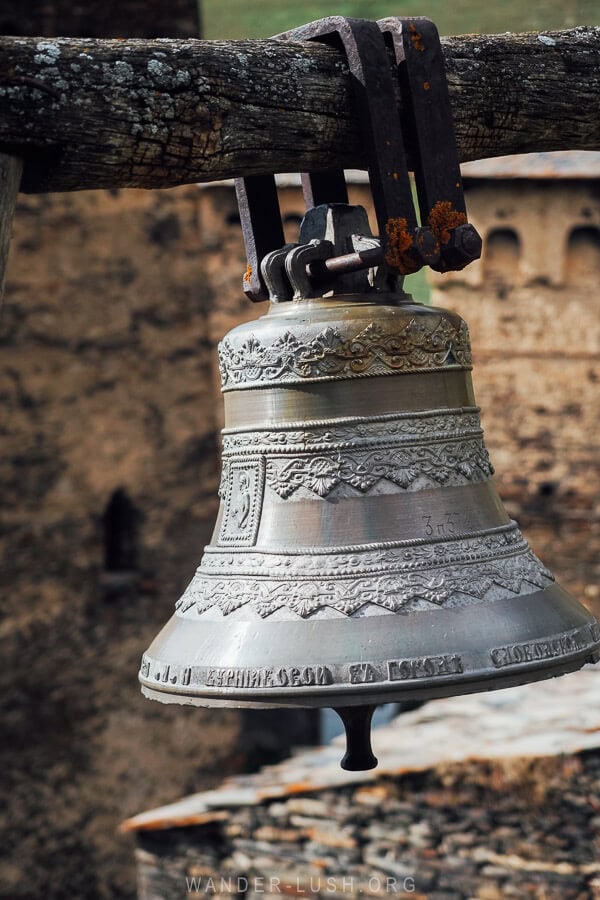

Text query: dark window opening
(283, 212), (304, 244)
(538, 481), (556, 498)
(566, 226), (600, 283)
(103, 488), (139, 572)
(483, 228), (521, 296)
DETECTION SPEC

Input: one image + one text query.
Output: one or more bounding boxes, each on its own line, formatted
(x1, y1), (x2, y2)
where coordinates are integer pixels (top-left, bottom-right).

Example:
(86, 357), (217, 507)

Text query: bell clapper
(335, 706), (378, 771)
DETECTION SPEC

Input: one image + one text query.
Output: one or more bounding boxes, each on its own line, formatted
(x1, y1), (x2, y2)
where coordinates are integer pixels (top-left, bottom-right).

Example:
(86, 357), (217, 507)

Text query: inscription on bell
(490, 624), (595, 668)
(204, 664), (333, 689)
(348, 662), (382, 684)
(422, 512), (464, 537)
(218, 458), (265, 547)
(388, 654), (464, 681)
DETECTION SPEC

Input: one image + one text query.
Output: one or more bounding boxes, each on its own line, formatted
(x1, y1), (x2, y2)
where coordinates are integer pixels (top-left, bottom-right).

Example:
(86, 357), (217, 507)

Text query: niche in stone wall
(483, 227), (521, 297)
(101, 488), (140, 597)
(566, 226), (600, 284)
(282, 212), (304, 244)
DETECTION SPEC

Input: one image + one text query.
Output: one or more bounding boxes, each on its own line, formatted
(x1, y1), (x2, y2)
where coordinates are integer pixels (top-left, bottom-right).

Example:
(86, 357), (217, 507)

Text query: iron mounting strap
(234, 15), (481, 302)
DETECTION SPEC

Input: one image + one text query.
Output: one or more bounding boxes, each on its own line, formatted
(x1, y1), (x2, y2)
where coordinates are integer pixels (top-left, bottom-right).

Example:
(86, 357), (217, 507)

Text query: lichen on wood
(0, 27), (597, 193)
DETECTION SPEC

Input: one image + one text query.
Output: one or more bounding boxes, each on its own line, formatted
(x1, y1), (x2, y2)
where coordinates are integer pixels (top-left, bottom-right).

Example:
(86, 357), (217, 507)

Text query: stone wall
(430, 176), (600, 610)
(0, 184), (316, 899)
(136, 753), (600, 900)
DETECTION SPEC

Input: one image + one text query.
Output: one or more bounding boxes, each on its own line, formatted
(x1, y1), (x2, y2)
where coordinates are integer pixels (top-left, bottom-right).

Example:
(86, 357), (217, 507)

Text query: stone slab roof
(198, 153), (600, 191)
(461, 150), (600, 180)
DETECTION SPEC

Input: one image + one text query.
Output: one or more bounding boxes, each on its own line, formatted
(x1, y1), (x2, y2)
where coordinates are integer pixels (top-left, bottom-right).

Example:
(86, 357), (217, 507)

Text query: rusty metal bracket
(235, 175), (284, 302)
(234, 15), (481, 302)
(277, 16), (437, 279)
(377, 17), (481, 272)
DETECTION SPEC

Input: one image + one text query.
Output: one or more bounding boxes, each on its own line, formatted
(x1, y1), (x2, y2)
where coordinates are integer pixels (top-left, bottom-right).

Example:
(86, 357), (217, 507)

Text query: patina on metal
(140, 16), (600, 770)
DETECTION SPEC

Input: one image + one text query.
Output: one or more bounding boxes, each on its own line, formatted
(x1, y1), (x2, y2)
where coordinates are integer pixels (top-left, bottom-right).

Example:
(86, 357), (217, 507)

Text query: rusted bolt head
(413, 226), (441, 267)
(437, 223), (482, 272)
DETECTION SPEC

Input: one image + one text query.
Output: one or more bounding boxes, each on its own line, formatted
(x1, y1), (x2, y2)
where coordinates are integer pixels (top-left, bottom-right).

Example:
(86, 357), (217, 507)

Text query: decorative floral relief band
(219, 317), (472, 390)
(218, 407), (493, 502)
(221, 407), (483, 454)
(176, 526), (554, 619)
(261, 440), (493, 499)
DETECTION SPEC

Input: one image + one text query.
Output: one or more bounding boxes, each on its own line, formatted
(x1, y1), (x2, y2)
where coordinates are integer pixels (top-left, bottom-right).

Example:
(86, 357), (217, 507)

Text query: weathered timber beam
(0, 28), (597, 193)
(0, 153), (22, 296)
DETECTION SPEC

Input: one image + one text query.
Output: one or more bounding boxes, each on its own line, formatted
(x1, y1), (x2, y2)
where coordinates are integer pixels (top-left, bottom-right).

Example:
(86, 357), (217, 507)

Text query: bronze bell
(140, 292), (600, 769)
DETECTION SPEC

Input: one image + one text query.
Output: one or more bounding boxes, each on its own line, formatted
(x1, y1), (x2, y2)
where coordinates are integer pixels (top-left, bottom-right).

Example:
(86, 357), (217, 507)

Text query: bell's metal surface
(140, 293), (600, 767)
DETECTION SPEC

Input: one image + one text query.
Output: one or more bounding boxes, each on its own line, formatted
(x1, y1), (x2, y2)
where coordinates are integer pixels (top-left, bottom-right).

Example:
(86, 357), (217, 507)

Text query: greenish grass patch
(203, 0), (598, 40)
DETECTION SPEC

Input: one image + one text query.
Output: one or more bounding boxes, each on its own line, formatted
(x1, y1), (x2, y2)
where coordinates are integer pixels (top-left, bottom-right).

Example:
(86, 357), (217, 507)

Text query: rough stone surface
(129, 667), (600, 899)
(0, 184), (315, 899)
(430, 174), (600, 611)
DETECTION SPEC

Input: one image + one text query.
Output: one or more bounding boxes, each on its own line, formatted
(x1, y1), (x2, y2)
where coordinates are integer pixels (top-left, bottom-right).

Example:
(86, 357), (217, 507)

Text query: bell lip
(140, 652), (599, 709)
(139, 585), (600, 709)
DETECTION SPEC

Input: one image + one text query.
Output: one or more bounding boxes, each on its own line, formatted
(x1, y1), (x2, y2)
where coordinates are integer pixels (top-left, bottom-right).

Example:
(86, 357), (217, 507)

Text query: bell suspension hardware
(140, 16), (600, 772)
(235, 15), (483, 304)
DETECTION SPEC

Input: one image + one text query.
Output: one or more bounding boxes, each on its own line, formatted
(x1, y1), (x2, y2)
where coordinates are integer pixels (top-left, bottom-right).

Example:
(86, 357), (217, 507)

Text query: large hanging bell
(140, 293), (600, 769)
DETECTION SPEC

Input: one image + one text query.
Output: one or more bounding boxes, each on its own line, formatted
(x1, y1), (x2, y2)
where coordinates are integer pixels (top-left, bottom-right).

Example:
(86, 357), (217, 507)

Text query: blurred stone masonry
(431, 152), (600, 614)
(123, 665), (600, 899)
(0, 183), (319, 898)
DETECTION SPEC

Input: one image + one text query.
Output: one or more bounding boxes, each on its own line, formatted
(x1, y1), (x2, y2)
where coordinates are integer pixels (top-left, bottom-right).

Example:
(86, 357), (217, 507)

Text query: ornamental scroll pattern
(218, 408), (493, 500)
(176, 545), (554, 619)
(199, 524), (527, 577)
(264, 440), (493, 498)
(219, 317), (472, 389)
(222, 408), (483, 454)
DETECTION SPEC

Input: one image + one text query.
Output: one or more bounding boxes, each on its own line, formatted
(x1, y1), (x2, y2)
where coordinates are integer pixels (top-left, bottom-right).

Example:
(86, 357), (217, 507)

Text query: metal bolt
(437, 223), (483, 272)
(413, 226), (441, 267)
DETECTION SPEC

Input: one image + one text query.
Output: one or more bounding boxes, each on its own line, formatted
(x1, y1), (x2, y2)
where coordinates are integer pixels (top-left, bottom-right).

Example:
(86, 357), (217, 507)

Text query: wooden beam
(0, 28), (597, 193)
(0, 153), (22, 297)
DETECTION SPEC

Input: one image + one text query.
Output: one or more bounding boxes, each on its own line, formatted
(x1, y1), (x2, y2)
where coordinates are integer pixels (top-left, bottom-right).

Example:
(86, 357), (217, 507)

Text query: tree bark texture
(0, 27), (597, 193)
